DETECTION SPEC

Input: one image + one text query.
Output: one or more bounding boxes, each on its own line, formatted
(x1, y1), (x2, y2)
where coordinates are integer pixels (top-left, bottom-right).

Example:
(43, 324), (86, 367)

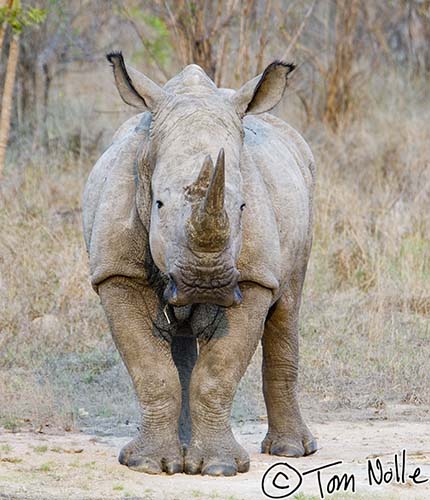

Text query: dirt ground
(0, 404), (429, 500)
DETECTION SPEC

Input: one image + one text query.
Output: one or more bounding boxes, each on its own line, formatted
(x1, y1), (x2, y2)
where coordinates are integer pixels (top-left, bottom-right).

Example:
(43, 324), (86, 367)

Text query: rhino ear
(231, 61), (295, 116)
(106, 51), (168, 111)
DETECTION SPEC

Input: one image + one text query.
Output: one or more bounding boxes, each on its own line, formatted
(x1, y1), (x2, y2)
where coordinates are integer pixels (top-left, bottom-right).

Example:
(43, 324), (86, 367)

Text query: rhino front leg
(98, 276), (183, 474)
(261, 272), (318, 457)
(185, 284), (272, 476)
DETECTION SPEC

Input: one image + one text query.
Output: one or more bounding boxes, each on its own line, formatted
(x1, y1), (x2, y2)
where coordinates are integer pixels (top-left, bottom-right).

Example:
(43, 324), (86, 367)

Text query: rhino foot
(261, 428), (318, 457)
(118, 435), (183, 475)
(184, 434), (249, 476)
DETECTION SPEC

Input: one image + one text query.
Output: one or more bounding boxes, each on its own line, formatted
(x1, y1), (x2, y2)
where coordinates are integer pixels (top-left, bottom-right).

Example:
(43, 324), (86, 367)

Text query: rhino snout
(163, 267), (242, 307)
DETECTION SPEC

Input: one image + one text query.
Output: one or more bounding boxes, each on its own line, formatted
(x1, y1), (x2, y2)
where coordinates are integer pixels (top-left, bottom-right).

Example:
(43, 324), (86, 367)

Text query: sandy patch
(1, 409), (429, 500)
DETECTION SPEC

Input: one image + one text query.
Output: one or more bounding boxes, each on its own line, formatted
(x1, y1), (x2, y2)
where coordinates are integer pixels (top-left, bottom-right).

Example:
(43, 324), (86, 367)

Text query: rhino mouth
(164, 266), (242, 307)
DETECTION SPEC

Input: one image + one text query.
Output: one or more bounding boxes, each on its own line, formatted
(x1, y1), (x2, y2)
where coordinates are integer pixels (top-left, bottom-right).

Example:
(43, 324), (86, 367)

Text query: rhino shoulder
(82, 113), (152, 290)
(112, 112), (151, 143)
(238, 113), (315, 299)
(243, 113), (315, 190)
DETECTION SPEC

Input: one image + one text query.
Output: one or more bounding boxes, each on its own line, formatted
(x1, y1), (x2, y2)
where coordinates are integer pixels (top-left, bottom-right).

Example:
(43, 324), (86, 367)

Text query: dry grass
(298, 68), (430, 409)
(0, 67), (429, 431)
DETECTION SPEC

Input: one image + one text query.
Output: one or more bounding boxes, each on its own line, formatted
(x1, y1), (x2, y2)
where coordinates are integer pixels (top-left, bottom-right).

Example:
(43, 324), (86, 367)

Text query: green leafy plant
(0, 2), (45, 33)
(38, 461), (55, 472)
(33, 445), (48, 453)
(1, 416), (21, 432)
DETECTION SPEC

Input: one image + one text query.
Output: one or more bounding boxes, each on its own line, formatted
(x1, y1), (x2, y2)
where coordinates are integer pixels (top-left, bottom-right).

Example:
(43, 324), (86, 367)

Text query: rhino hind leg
(185, 284), (272, 476)
(98, 276), (184, 474)
(261, 270), (318, 457)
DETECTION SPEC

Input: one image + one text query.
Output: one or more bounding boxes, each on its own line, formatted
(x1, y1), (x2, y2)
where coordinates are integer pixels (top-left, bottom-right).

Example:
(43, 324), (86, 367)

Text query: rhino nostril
(163, 276), (178, 303)
(233, 286), (243, 305)
(167, 272), (176, 282)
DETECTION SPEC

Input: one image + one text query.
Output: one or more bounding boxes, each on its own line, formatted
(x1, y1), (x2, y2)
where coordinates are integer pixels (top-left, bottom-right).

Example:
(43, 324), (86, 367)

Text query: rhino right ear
(231, 61), (295, 117)
(106, 52), (168, 111)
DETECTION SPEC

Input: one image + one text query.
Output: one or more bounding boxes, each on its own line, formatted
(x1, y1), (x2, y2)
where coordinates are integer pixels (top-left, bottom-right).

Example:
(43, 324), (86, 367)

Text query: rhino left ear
(106, 51), (168, 111)
(231, 61), (295, 117)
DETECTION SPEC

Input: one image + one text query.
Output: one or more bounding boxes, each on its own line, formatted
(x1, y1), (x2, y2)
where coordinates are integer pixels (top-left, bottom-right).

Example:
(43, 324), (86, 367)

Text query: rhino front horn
(204, 148), (225, 215)
(187, 149), (229, 252)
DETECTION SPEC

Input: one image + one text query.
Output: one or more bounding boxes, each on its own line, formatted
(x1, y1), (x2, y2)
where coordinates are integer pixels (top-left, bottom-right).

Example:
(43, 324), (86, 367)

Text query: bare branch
(256, 0), (272, 74)
(281, 0), (318, 60)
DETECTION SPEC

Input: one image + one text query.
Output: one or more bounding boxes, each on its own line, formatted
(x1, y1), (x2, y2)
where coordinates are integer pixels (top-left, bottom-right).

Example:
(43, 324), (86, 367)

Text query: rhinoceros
(82, 52), (317, 476)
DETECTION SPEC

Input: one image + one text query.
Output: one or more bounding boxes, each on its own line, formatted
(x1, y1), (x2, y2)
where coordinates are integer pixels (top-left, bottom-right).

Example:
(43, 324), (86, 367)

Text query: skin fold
(82, 54), (317, 476)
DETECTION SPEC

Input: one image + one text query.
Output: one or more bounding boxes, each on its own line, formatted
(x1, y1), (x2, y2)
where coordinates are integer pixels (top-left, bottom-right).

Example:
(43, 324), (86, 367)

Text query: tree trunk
(0, 33), (20, 177)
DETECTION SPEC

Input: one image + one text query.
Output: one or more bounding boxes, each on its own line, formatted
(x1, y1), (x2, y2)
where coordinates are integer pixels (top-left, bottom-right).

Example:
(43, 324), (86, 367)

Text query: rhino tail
(170, 335), (198, 446)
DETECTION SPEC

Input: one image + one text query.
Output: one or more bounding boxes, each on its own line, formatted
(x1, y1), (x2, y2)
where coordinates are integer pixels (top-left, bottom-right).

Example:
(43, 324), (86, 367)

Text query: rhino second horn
(194, 154), (214, 190)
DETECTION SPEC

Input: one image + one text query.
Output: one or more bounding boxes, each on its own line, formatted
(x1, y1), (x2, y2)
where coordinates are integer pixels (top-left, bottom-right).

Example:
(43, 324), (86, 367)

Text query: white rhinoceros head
(107, 53), (294, 307)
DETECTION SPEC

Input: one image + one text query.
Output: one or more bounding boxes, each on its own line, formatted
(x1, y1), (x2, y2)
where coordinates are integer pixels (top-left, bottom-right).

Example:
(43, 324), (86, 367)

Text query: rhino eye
(240, 203), (246, 211)
(155, 200), (164, 209)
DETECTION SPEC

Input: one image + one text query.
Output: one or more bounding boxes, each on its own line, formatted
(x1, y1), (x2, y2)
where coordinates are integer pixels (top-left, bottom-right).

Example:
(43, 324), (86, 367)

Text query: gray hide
(82, 55), (317, 477)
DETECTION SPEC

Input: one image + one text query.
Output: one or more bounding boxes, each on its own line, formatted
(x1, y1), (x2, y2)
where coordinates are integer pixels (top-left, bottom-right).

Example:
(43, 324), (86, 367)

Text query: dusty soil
(0, 405), (429, 500)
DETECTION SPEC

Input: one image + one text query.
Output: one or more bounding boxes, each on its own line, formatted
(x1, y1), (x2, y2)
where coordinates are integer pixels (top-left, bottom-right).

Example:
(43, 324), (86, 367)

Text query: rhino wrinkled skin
(82, 53), (317, 476)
